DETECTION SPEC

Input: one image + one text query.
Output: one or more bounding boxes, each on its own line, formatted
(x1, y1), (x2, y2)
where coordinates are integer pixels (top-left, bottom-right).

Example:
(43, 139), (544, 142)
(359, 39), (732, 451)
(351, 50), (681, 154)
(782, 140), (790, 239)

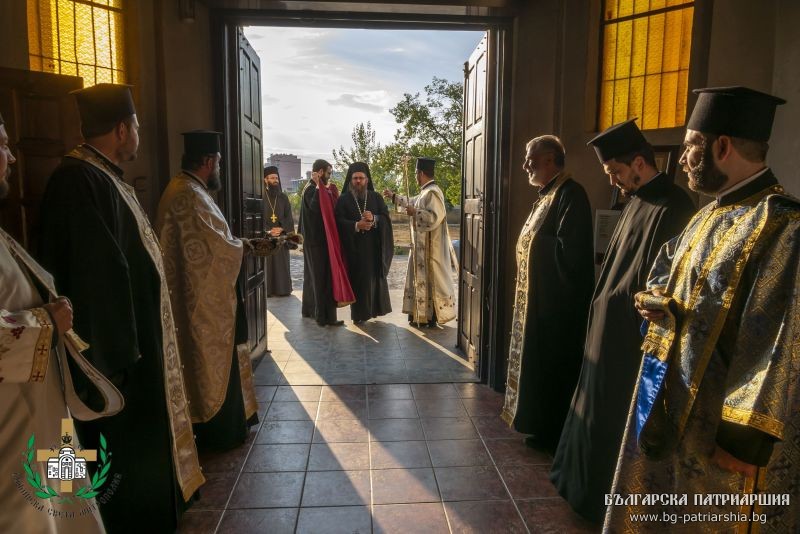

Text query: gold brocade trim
(676, 208), (771, 435)
(502, 174), (570, 426)
(67, 147), (205, 501)
(28, 308), (52, 383)
(237, 344), (258, 420)
(721, 406), (784, 439)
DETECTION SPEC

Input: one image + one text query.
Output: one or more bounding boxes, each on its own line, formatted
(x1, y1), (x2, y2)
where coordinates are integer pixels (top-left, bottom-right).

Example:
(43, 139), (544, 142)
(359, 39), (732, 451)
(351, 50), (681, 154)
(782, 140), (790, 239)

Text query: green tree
(332, 121), (381, 174)
(388, 77), (463, 206)
(334, 78), (464, 206)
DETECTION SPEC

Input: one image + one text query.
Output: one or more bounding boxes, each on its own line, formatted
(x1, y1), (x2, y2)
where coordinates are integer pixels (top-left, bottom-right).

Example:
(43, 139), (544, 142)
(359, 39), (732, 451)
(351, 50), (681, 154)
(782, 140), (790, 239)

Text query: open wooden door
(457, 35), (488, 373)
(228, 28), (267, 355)
(0, 68), (82, 252)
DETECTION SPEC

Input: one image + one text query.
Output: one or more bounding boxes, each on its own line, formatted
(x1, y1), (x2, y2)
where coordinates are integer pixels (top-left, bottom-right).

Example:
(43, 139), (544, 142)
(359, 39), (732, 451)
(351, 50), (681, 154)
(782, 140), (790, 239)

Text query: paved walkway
(176, 290), (597, 533)
(258, 290), (475, 386)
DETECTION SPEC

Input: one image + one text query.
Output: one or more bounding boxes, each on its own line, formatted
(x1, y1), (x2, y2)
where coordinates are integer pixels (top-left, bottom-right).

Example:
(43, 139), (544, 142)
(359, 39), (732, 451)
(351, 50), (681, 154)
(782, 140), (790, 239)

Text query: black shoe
(328, 320), (345, 327)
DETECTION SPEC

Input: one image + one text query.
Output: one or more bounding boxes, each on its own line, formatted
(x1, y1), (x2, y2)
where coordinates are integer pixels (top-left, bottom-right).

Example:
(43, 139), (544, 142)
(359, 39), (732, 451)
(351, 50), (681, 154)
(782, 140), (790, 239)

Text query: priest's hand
(711, 446), (757, 478)
(270, 227), (283, 237)
(406, 206), (417, 216)
(635, 289), (666, 321)
(43, 297), (73, 339)
(382, 189), (394, 201)
(356, 219), (373, 232)
(363, 210), (374, 222)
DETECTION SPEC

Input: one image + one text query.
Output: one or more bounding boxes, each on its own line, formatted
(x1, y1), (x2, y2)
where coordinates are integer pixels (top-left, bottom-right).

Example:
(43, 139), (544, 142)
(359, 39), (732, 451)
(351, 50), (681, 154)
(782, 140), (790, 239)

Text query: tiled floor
(177, 291), (598, 533)
(256, 291), (478, 386)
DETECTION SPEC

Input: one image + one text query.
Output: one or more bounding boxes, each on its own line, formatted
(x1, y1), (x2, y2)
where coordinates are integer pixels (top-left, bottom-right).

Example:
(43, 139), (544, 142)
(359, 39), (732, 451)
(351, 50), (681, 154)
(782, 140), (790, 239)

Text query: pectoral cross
(37, 418), (97, 493)
(271, 214), (278, 223)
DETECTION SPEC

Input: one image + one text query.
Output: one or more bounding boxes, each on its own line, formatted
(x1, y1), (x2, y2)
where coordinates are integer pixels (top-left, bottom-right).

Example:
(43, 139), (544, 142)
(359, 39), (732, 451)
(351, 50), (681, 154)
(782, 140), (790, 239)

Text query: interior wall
(770, 0), (800, 196)
(158, 0), (216, 195)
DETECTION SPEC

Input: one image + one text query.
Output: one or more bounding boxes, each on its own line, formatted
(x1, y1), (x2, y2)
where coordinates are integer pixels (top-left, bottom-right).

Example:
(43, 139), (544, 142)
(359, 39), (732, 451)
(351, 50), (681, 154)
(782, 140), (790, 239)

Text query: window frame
(595, 0), (696, 132)
(27, 0), (127, 86)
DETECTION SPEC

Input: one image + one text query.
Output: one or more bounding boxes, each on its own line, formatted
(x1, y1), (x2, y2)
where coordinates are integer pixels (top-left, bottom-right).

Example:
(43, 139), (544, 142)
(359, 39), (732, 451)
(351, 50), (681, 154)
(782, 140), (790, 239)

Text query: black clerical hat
(182, 130), (222, 156)
(416, 157), (435, 177)
(264, 165), (279, 176)
(587, 119), (649, 163)
(71, 84), (136, 131)
(687, 86), (786, 142)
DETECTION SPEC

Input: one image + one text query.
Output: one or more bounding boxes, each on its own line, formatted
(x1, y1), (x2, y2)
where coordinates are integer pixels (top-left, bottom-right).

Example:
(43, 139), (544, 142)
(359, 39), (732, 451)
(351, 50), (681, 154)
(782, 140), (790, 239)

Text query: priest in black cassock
(550, 119), (695, 523)
(299, 159), (353, 326)
(37, 84), (204, 533)
(263, 165), (294, 296)
(500, 135), (595, 452)
(335, 162), (394, 323)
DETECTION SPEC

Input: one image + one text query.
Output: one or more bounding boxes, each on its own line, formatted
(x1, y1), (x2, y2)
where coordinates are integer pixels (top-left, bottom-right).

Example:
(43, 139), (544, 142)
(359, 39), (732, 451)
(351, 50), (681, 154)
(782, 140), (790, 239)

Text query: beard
(351, 185), (367, 199)
(618, 174), (641, 196)
(268, 183), (281, 194)
(0, 176), (8, 199)
(207, 172), (222, 192)
(687, 144), (728, 194)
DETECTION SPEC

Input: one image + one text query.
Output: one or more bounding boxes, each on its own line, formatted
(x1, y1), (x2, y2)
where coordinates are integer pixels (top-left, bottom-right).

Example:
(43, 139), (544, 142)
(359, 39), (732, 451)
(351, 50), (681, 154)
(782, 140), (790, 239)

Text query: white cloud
(243, 26), (483, 171)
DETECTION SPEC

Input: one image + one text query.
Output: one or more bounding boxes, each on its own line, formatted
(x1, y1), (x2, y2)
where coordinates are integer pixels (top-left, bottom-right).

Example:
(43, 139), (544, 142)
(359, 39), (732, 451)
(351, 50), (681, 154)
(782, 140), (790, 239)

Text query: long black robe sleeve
(38, 165), (142, 382)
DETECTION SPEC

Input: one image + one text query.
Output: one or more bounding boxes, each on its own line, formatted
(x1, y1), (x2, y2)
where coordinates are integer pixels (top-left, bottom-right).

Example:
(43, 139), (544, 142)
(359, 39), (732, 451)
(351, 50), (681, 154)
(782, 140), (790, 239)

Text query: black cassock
(298, 182), (337, 324)
(511, 178), (595, 449)
(551, 173), (695, 522)
(334, 190), (393, 321)
(263, 188), (294, 296)
(37, 149), (191, 532)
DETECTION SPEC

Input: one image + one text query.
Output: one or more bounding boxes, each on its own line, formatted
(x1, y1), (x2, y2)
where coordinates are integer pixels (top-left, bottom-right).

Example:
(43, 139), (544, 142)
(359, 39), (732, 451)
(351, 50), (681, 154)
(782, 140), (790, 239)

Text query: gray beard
(207, 174), (222, 192)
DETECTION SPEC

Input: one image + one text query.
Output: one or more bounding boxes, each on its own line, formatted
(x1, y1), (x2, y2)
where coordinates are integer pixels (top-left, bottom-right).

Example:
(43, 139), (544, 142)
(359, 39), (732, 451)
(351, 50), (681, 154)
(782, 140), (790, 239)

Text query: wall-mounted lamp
(178, 0), (196, 23)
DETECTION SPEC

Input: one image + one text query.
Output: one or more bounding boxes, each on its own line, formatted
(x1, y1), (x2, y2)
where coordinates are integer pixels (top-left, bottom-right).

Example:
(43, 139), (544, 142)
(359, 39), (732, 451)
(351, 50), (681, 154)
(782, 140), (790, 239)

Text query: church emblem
(23, 418), (112, 500)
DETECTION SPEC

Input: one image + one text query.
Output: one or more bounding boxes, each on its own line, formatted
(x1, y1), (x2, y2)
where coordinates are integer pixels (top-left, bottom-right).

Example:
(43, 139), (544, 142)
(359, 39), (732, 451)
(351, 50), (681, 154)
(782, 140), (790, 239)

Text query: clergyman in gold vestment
(155, 130), (258, 452)
(605, 87), (800, 533)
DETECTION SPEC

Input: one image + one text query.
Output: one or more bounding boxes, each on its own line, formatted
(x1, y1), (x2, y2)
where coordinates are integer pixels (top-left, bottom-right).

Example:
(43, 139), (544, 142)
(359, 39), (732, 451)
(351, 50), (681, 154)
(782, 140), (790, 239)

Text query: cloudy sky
(243, 26), (484, 172)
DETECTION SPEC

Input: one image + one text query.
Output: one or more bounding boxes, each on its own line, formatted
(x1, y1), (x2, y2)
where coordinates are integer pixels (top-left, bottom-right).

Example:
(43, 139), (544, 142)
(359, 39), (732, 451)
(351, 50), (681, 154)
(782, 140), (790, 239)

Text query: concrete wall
(770, 0), (800, 196)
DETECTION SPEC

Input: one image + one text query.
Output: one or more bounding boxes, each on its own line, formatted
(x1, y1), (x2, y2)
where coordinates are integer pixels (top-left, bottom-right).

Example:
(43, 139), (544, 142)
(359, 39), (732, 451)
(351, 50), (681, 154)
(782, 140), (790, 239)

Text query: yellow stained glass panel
(615, 20), (633, 79)
(645, 13), (665, 75)
(630, 17), (648, 77)
(27, 0), (126, 86)
(658, 71), (679, 128)
(598, 1), (693, 130)
(642, 74), (662, 129)
(58, 0), (77, 63)
(27, 0), (41, 56)
(602, 23), (618, 81)
(628, 76), (645, 118)
(618, 0), (634, 18)
(605, 0), (620, 21)
(679, 7), (693, 69)
(634, 0), (651, 15)
(662, 10), (682, 72)
(94, 7), (113, 68)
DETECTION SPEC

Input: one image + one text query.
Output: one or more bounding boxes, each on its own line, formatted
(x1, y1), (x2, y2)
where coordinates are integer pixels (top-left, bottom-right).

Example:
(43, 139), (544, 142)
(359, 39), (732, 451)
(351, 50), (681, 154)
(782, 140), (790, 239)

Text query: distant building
(266, 154), (301, 192)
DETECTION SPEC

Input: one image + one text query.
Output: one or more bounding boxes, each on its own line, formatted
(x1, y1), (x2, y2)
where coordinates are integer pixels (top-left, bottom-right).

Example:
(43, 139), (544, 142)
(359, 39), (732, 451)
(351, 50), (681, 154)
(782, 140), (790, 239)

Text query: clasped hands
(356, 210), (375, 232)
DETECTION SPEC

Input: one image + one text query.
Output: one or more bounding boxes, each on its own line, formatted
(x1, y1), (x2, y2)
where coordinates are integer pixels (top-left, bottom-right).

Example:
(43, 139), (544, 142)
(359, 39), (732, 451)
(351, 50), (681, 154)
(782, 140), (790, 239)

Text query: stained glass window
(27, 0), (126, 87)
(598, 0), (694, 131)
